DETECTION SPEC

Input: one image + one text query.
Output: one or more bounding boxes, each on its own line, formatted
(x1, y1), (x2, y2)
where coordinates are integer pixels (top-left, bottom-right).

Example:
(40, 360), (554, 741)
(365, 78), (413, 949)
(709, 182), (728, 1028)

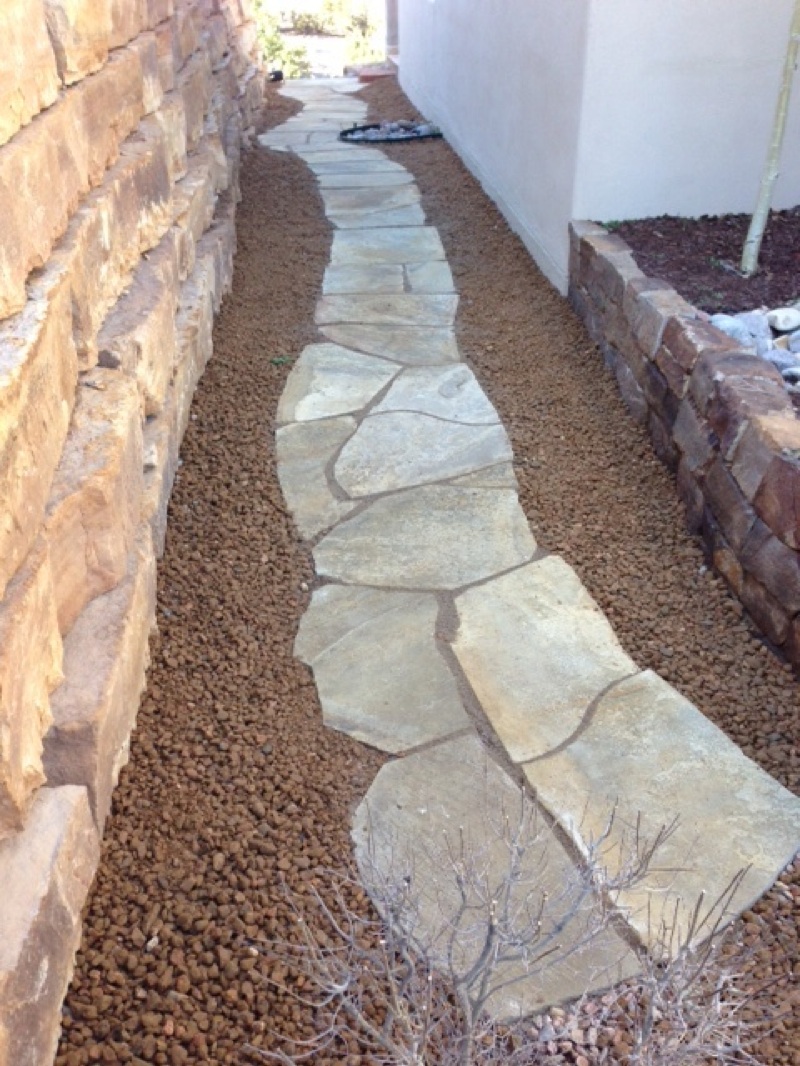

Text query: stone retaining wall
(569, 221), (800, 665)
(0, 2), (263, 1061)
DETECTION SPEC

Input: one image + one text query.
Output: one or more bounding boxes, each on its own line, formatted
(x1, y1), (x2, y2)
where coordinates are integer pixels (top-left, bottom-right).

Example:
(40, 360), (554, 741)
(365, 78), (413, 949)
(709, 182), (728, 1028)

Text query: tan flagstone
(406, 261), (456, 293)
(316, 294), (458, 328)
(314, 485), (535, 589)
(335, 412), (512, 497)
(330, 227), (446, 266)
(372, 365), (499, 423)
(321, 324), (459, 365)
(322, 264), (406, 295)
(329, 204), (427, 229)
(277, 343), (398, 423)
(522, 670), (800, 950)
(295, 585), (470, 752)
(321, 185), (422, 214)
(450, 462), (518, 489)
(352, 734), (640, 1019)
(317, 170), (416, 189)
(276, 418), (357, 539)
(453, 558), (638, 763)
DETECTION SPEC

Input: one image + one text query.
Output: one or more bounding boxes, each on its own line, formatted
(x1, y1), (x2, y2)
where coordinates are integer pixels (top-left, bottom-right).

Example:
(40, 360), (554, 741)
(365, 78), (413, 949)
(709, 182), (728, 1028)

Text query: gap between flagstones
(264, 79), (800, 1013)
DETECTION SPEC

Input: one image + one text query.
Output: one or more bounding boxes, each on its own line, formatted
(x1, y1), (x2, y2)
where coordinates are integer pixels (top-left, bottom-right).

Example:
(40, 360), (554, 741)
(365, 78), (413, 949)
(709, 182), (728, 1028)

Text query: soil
(56, 78), (799, 1065)
(613, 210), (800, 315)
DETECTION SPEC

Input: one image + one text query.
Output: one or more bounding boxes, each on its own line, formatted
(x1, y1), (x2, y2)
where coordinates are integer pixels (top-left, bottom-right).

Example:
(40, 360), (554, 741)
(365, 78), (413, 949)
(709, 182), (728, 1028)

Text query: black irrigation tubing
(339, 122), (443, 144)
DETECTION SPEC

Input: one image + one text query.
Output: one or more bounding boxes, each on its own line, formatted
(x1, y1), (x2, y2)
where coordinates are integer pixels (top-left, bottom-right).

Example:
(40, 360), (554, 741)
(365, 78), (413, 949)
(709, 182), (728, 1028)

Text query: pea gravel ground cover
(55, 81), (799, 1065)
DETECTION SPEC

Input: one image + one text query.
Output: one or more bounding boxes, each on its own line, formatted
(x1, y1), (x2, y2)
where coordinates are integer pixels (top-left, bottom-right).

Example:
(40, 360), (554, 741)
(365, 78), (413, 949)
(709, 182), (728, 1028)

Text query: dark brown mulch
(613, 209), (800, 314)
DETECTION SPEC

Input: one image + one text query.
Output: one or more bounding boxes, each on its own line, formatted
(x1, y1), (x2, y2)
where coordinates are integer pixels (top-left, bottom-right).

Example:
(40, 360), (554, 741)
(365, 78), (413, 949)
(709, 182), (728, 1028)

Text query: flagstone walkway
(259, 79), (800, 1015)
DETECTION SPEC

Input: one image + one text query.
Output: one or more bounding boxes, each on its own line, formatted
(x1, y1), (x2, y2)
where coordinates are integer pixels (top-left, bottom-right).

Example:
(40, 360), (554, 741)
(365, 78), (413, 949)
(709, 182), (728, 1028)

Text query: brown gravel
(55, 78), (798, 1066)
(613, 210), (800, 314)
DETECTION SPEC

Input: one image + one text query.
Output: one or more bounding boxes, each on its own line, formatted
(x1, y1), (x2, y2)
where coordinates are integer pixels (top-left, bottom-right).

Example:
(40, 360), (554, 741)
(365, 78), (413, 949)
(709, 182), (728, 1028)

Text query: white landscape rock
(277, 344), (398, 423)
(314, 485), (536, 589)
(334, 412), (512, 497)
(295, 585), (470, 752)
(453, 558), (638, 763)
(767, 307), (800, 333)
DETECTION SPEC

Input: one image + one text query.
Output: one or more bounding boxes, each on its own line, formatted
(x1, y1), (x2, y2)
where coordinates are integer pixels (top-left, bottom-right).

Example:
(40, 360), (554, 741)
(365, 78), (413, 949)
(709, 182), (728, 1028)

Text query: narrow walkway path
(262, 79), (800, 1012)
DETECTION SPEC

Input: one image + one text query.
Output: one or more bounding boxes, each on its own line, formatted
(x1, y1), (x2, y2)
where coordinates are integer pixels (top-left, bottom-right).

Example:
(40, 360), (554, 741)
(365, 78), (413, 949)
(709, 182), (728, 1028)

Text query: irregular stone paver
(314, 485), (535, 590)
(335, 412), (512, 497)
(522, 670), (800, 947)
(317, 170), (417, 189)
(275, 417), (356, 539)
(330, 227), (445, 267)
(372, 365), (500, 423)
(320, 324), (459, 365)
(277, 343), (398, 423)
(352, 735), (640, 1018)
(453, 558), (638, 763)
(295, 585), (470, 753)
(316, 294), (458, 328)
(267, 81), (800, 1009)
(328, 204), (427, 230)
(323, 264), (405, 295)
(321, 185), (422, 214)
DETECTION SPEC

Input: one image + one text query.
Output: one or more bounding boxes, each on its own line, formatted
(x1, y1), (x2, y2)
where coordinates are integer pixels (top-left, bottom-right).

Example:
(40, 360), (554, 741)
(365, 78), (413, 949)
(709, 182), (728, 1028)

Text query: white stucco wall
(397, 0), (800, 292)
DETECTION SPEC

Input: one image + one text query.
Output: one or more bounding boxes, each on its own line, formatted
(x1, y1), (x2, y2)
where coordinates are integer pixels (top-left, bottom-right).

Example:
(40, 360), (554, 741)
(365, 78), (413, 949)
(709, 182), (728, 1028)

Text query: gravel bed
(55, 81), (798, 1065)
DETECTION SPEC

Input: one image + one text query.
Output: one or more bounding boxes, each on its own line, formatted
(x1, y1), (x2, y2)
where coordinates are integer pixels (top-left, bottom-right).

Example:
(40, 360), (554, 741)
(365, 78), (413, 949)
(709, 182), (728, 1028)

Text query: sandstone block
(130, 32), (164, 114)
(660, 315), (738, 374)
(567, 221), (606, 283)
(628, 288), (695, 362)
(647, 408), (678, 470)
(109, 0), (148, 49)
(712, 535), (745, 597)
(171, 154), (218, 281)
(0, 544), (62, 839)
(672, 399), (715, 477)
(704, 459), (756, 553)
(142, 405), (177, 556)
(155, 19), (177, 91)
(676, 459), (705, 533)
(741, 518), (800, 614)
(148, 0), (174, 24)
(620, 275), (674, 335)
(706, 362), (791, 455)
(171, 4), (201, 70)
(0, 271), (78, 602)
(728, 414), (800, 549)
(180, 51), (214, 151)
(44, 531), (156, 829)
(0, 786), (99, 1066)
(205, 14), (232, 69)
(44, 371), (144, 635)
(0, 0), (60, 146)
(43, 0), (112, 85)
(149, 92), (187, 181)
(97, 230), (180, 415)
(0, 46), (146, 318)
(740, 572), (790, 646)
(689, 349), (789, 424)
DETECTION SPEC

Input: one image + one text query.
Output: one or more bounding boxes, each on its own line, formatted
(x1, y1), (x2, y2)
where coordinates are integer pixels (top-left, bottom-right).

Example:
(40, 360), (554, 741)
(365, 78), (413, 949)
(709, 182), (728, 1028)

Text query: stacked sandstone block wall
(0, 1), (264, 1062)
(569, 221), (800, 665)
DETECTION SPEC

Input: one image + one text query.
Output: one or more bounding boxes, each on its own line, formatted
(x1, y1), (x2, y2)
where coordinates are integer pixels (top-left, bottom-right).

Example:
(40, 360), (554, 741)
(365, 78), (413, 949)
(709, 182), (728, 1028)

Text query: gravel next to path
(56, 80), (798, 1065)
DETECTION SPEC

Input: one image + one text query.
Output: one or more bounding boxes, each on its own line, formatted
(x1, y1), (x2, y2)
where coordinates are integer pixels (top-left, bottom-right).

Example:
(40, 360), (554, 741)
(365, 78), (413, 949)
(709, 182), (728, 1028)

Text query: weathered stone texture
(43, 0), (112, 85)
(0, 786), (99, 1066)
(569, 222), (800, 661)
(0, 1), (60, 147)
(0, 544), (63, 839)
(44, 532), (156, 829)
(44, 372), (144, 635)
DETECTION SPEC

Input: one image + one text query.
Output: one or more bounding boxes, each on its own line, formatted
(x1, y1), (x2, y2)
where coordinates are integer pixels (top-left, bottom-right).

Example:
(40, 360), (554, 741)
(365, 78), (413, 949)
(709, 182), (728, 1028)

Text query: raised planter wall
(569, 221), (800, 664)
(0, 2), (264, 1061)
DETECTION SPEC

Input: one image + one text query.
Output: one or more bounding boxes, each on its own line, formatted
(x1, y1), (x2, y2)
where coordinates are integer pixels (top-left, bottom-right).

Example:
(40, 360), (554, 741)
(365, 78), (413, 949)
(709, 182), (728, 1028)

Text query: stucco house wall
(397, 0), (800, 292)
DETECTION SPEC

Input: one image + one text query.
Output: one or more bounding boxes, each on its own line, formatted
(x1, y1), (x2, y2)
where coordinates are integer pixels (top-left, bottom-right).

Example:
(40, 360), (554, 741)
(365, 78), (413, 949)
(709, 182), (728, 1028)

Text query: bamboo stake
(741, 0), (800, 276)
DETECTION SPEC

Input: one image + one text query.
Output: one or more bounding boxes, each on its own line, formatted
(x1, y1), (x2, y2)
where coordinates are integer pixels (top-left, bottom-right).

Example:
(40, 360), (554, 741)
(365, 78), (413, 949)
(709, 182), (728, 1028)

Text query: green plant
(253, 0), (312, 77)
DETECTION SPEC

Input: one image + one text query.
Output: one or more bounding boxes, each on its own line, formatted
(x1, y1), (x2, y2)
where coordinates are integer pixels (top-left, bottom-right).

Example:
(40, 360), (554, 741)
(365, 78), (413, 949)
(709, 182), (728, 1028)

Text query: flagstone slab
(352, 734), (640, 1019)
(373, 366), (500, 424)
(258, 130), (313, 149)
(522, 670), (800, 949)
(317, 171), (417, 189)
(321, 185), (422, 214)
(295, 585), (470, 753)
(453, 559), (638, 763)
(321, 324), (459, 365)
(277, 343), (398, 423)
(329, 204), (428, 230)
(314, 485), (535, 589)
(330, 227), (446, 267)
(308, 130), (344, 144)
(335, 413), (512, 497)
(406, 261), (456, 294)
(323, 264), (406, 295)
(316, 294), (458, 329)
(450, 463), (519, 489)
(276, 417), (357, 539)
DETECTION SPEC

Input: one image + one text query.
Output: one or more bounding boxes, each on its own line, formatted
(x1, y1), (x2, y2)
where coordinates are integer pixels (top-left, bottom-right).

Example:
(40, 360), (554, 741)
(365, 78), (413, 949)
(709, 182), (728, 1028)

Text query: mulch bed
(55, 78), (799, 1065)
(614, 210), (800, 314)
